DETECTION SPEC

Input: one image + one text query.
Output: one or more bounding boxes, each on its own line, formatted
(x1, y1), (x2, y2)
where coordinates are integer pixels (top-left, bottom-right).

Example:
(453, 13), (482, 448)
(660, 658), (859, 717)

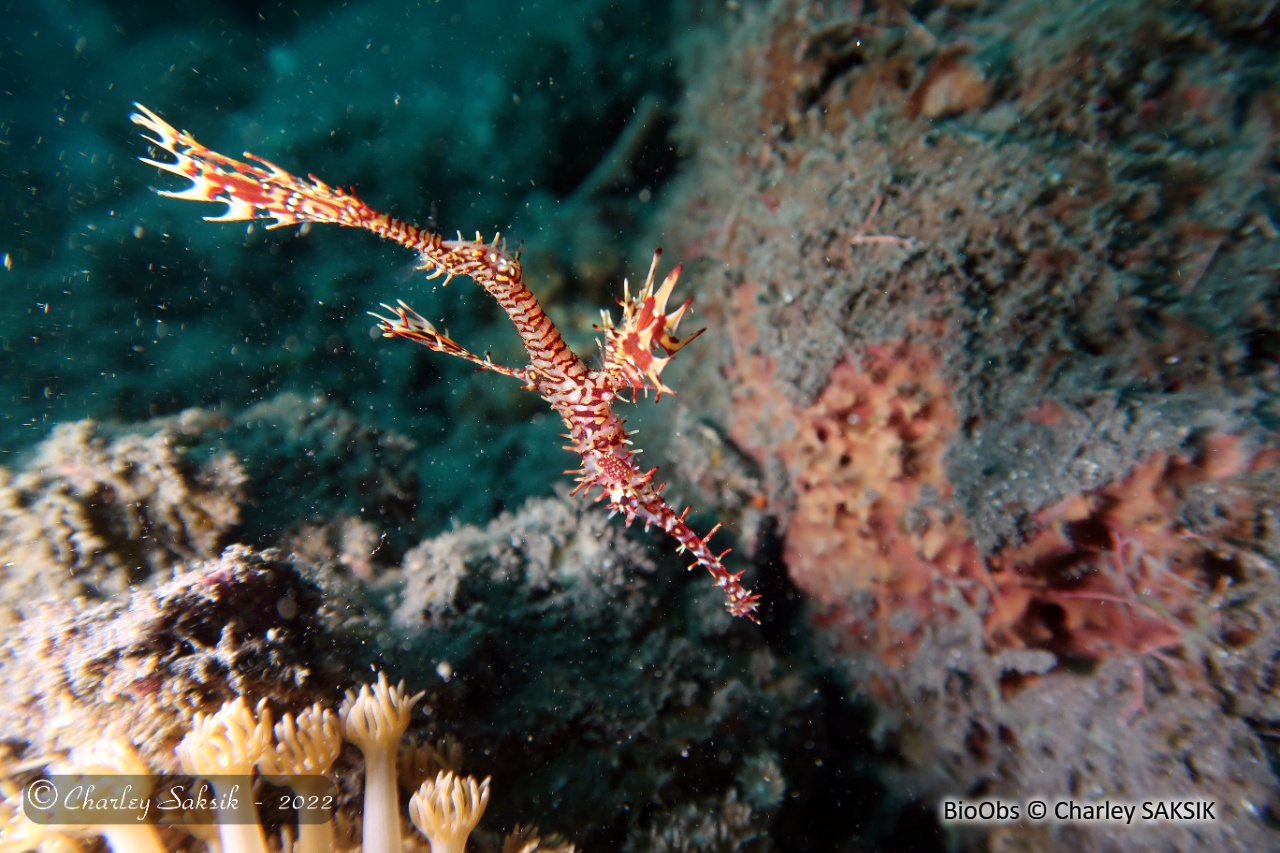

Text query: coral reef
(3, 0), (1280, 849)
(0, 545), (329, 773)
(0, 391), (419, 622)
(374, 492), (806, 847)
(0, 429), (829, 849)
(0, 419), (244, 613)
(652, 0), (1280, 849)
(226, 392), (419, 541)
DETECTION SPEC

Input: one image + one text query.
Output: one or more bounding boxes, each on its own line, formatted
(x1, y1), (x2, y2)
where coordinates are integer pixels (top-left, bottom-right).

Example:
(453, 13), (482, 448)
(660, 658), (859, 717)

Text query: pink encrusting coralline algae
(130, 104), (760, 621)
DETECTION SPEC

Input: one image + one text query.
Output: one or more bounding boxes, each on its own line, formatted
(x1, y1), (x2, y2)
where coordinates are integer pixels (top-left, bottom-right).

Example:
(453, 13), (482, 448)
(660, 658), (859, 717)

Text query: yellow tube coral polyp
(409, 770), (491, 853)
(340, 672), (424, 853)
(258, 703), (342, 853)
(54, 741), (167, 853)
(176, 696), (273, 853)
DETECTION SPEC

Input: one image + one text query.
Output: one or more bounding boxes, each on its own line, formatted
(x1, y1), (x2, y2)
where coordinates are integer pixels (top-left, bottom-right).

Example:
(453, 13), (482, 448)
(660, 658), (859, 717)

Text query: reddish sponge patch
(986, 436), (1270, 664)
(731, 336), (980, 662)
(720, 276), (1273, 669)
(780, 340), (975, 605)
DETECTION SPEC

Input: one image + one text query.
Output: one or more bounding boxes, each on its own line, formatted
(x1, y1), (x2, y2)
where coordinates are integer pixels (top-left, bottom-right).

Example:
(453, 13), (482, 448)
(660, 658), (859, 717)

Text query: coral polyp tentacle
(131, 103), (760, 621)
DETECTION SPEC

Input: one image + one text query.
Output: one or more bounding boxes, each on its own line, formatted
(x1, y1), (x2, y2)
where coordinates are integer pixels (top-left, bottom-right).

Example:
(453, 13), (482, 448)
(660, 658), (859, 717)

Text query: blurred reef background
(2, 0), (1280, 850)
